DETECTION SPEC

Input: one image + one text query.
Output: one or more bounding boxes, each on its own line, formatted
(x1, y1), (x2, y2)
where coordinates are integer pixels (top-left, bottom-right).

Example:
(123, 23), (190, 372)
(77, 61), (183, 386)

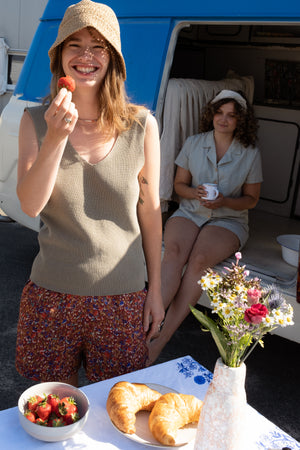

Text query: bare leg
(161, 217), (201, 310)
(147, 225), (239, 365)
(58, 372), (79, 387)
(148, 217), (200, 342)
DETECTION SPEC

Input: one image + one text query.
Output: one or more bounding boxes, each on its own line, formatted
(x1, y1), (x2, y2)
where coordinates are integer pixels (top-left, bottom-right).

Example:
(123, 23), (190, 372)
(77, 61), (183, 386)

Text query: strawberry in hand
(57, 75), (76, 92)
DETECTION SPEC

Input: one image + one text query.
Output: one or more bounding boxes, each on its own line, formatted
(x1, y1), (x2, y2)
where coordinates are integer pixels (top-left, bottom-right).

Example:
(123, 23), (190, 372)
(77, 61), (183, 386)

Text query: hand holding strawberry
(57, 75), (76, 92)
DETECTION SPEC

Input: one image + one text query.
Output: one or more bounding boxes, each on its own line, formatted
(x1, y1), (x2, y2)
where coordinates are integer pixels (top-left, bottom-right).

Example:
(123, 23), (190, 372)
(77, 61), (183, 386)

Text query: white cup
(203, 183), (219, 200)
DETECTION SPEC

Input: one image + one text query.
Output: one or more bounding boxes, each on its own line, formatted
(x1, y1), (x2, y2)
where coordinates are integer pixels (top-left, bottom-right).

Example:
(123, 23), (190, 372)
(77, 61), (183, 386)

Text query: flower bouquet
(190, 252), (294, 368)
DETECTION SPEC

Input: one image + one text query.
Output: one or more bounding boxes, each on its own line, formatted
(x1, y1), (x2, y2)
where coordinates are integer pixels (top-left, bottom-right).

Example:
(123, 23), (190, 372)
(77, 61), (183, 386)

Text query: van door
(156, 22), (300, 342)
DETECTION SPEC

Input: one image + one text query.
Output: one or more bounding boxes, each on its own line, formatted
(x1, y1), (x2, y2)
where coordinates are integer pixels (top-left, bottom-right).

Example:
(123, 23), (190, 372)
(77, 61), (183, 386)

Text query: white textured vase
(194, 358), (247, 450)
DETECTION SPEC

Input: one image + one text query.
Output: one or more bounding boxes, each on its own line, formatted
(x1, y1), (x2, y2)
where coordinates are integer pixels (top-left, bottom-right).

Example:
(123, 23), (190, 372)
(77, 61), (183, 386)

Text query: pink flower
(247, 288), (262, 305)
(235, 252), (242, 260)
(244, 303), (268, 324)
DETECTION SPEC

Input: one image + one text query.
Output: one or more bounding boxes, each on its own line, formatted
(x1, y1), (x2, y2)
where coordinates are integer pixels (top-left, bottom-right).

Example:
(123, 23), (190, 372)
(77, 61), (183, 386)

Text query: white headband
(211, 90), (247, 110)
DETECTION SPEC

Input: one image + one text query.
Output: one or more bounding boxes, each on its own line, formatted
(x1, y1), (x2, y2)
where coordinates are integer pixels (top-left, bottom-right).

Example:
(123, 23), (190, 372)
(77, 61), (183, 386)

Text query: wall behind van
(0, 0), (47, 113)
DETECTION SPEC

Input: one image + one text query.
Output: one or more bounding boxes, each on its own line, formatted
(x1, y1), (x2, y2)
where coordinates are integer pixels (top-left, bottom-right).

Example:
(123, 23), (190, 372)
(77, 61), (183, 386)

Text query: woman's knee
(186, 251), (209, 274)
(163, 241), (187, 265)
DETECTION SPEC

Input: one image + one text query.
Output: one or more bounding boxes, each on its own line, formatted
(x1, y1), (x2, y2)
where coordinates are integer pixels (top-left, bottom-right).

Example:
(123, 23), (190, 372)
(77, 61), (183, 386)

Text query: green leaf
(190, 305), (228, 363)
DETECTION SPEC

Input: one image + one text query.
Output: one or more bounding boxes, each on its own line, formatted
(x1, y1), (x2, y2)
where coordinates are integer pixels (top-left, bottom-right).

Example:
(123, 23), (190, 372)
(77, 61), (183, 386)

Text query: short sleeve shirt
(172, 130), (263, 247)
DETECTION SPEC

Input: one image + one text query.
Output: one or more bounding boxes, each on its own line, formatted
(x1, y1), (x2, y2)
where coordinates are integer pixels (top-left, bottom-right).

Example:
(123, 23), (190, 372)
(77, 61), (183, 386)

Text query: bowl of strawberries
(18, 382), (90, 442)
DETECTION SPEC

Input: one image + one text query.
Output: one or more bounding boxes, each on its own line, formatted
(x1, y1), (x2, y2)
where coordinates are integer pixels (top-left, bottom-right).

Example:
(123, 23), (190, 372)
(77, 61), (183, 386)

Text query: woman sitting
(148, 89), (263, 365)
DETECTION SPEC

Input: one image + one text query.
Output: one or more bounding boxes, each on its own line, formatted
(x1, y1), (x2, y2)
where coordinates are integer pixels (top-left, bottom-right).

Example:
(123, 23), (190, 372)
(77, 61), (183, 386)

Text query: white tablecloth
(1, 355), (299, 449)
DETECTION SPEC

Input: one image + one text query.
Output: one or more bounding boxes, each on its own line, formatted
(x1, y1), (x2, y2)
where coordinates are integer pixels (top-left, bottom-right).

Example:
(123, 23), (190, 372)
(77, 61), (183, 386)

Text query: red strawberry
(36, 417), (48, 426)
(63, 412), (80, 425)
(57, 75), (76, 92)
(36, 399), (52, 421)
(48, 416), (65, 427)
(27, 395), (43, 412)
(47, 393), (60, 416)
(59, 396), (78, 417)
(24, 410), (36, 423)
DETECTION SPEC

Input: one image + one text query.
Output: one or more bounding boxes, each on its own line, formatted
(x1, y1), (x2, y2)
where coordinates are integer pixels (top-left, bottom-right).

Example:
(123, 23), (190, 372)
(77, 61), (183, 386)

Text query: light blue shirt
(172, 130), (263, 247)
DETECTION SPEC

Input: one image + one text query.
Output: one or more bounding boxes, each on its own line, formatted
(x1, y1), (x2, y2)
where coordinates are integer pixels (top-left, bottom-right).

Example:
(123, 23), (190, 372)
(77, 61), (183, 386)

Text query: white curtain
(0, 38), (9, 95)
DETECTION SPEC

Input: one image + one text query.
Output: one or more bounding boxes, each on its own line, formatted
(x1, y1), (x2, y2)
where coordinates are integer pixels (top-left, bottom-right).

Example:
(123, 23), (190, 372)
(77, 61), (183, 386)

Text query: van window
(7, 51), (26, 90)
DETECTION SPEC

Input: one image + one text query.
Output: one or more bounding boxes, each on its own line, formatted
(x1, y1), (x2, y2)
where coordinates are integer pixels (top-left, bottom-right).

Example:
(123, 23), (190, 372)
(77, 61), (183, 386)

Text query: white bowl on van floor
(276, 235), (300, 267)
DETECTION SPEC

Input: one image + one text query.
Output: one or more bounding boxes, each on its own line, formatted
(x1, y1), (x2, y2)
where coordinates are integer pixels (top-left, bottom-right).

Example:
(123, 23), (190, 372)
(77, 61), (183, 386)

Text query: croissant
(106, 381), (161, 434)
(149, 392), (203, 446)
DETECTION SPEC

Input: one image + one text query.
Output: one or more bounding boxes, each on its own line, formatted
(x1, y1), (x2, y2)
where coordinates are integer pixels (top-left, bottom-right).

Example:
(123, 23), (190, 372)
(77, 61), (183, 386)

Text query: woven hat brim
(48, 0), (126, 79)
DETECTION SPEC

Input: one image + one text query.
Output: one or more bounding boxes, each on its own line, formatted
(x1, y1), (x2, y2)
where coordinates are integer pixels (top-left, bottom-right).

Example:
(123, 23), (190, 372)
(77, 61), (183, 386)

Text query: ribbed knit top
(28, 105), (147, 296)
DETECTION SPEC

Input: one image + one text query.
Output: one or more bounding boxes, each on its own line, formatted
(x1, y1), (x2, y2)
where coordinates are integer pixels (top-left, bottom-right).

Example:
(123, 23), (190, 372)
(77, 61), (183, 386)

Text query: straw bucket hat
(48, 0), (126, 79)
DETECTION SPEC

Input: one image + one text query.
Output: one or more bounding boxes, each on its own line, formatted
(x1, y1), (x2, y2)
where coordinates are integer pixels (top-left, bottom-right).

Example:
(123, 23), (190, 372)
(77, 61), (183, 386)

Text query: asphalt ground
(0, 218), (299, 442)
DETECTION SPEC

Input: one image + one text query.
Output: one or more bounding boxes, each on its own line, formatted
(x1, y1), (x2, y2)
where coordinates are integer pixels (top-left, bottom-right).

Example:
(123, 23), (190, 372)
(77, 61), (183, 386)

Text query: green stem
(239, 334), (263, 365)
(236, 334), (253, 366)
(239, 326), (278, 365)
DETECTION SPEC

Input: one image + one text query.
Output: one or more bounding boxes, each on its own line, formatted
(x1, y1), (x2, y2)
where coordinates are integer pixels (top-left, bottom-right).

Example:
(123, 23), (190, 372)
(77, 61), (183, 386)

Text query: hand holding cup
(202, 183), (219, 200)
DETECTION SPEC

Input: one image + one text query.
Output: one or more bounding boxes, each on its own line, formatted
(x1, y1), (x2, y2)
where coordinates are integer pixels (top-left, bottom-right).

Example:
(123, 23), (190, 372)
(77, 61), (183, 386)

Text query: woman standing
(16, 0), (164, 385)
(148, 90), (263, 365)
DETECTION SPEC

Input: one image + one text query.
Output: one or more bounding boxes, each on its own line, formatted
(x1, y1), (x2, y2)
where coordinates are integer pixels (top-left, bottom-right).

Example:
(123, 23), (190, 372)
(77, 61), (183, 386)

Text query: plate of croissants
(106, 381), (203, 447)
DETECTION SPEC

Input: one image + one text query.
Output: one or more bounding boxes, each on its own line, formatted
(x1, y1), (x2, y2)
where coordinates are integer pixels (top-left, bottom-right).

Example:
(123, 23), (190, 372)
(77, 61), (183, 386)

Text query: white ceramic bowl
(277, 234), (300, 267)
(18, 382), (89, 442)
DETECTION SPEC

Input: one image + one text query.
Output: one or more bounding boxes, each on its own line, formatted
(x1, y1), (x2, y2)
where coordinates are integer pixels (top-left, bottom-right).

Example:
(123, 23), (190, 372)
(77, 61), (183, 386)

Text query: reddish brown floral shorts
(16, 281), (148, 382)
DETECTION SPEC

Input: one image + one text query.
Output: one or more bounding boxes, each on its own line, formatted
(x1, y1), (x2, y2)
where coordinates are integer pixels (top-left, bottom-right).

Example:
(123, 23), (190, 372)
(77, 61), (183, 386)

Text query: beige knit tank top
(28, 105), (148, 296)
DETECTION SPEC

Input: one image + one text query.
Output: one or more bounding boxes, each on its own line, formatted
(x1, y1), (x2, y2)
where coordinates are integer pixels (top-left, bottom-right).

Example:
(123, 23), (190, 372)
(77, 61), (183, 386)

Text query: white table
(1, 355), (299, 449)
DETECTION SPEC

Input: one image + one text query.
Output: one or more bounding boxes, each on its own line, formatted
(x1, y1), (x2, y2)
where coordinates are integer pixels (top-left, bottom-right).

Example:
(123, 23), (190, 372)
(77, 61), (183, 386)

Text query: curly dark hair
(199, 91), (258, 148)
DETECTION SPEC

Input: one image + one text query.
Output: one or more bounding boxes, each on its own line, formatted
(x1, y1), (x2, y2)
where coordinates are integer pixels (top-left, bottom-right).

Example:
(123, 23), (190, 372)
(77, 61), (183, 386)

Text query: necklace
(78, 117), (99, 124)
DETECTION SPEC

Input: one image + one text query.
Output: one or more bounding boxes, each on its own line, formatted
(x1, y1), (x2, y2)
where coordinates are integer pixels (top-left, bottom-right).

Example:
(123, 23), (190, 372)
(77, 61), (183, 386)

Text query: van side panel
(118, 19), (172, 109)
(14, 22), (57, 102)
(41, 0), (300, 21)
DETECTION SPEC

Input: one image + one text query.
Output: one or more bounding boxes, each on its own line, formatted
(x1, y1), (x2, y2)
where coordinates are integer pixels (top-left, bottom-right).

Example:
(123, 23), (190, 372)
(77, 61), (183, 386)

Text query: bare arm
(222, 182), (261, 209)
(137, 113), (164, 342)
(173, 166), (198, 199)
(17, 88), (78, 217)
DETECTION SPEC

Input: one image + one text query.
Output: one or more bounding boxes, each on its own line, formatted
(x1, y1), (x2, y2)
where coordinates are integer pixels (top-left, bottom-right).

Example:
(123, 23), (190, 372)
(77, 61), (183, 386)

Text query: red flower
(244, 303), (268, 324)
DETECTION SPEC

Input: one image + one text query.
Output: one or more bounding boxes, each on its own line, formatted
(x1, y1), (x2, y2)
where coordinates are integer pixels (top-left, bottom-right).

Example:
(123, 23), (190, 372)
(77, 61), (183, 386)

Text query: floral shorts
(16, 281), (148, 382)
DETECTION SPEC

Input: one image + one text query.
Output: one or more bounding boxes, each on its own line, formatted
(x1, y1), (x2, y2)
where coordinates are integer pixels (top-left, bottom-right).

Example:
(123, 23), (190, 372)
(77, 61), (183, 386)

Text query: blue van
(0, 0), (299, 341)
